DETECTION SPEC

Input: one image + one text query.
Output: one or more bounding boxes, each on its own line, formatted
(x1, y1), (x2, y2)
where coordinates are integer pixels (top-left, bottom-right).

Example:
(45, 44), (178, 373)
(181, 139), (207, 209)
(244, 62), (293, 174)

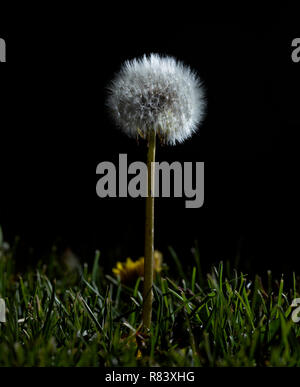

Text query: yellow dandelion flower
(136, 349), (142, 360)
(153, 250), (163, 274)
(112, 250), (163, 284)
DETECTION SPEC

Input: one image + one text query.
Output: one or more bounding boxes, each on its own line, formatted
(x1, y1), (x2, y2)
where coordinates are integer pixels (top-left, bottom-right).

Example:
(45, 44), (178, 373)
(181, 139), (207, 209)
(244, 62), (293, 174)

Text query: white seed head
(107, 53), (206, 145)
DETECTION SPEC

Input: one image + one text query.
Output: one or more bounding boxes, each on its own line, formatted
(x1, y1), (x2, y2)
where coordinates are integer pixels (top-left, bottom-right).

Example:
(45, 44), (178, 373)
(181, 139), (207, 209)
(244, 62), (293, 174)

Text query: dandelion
(107, 54), (205, 330)
(113, 250), (163, 285)
(107, 54), (205, 145)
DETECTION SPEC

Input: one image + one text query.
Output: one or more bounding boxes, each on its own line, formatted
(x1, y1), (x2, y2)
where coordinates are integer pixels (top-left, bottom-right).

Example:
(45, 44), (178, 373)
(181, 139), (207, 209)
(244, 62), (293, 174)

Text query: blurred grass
(0, 232), (300, 366)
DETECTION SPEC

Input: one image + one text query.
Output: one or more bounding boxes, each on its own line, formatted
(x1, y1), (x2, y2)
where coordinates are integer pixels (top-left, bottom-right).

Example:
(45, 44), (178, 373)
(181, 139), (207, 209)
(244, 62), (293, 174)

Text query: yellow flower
(113, 250), (163, 284)
(136, 349), (142, 360)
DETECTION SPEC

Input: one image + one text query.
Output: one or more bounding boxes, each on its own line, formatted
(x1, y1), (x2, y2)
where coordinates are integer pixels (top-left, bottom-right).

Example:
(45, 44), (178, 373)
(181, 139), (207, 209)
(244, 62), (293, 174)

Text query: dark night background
(0, 15), (299, 277)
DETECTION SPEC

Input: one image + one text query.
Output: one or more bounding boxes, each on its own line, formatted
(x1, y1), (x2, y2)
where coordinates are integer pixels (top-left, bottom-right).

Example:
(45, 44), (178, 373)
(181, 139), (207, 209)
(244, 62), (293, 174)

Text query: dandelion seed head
(107, 54), (206, 145)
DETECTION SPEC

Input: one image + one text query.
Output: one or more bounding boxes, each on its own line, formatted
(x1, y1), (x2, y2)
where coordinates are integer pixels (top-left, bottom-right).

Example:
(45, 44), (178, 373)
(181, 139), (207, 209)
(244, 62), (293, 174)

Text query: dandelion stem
(142, 129), (156, 330)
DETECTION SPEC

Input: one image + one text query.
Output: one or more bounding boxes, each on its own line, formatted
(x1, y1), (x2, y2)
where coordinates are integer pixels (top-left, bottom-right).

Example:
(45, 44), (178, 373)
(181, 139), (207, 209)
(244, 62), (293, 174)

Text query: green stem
(142, 129), (156, 331)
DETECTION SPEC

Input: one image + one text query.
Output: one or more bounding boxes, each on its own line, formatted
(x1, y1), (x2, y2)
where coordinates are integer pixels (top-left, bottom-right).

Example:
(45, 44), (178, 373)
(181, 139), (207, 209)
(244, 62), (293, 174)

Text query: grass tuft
(0, 241), (300, 366)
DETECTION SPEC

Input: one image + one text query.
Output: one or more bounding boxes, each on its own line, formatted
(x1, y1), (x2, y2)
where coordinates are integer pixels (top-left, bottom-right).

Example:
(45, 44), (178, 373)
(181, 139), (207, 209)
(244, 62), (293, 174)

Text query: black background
(0, 14), (299, 276)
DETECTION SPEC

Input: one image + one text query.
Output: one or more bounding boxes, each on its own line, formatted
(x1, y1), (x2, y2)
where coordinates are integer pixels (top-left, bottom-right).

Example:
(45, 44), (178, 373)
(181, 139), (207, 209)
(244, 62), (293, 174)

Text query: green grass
(0, 238), (300, 366)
